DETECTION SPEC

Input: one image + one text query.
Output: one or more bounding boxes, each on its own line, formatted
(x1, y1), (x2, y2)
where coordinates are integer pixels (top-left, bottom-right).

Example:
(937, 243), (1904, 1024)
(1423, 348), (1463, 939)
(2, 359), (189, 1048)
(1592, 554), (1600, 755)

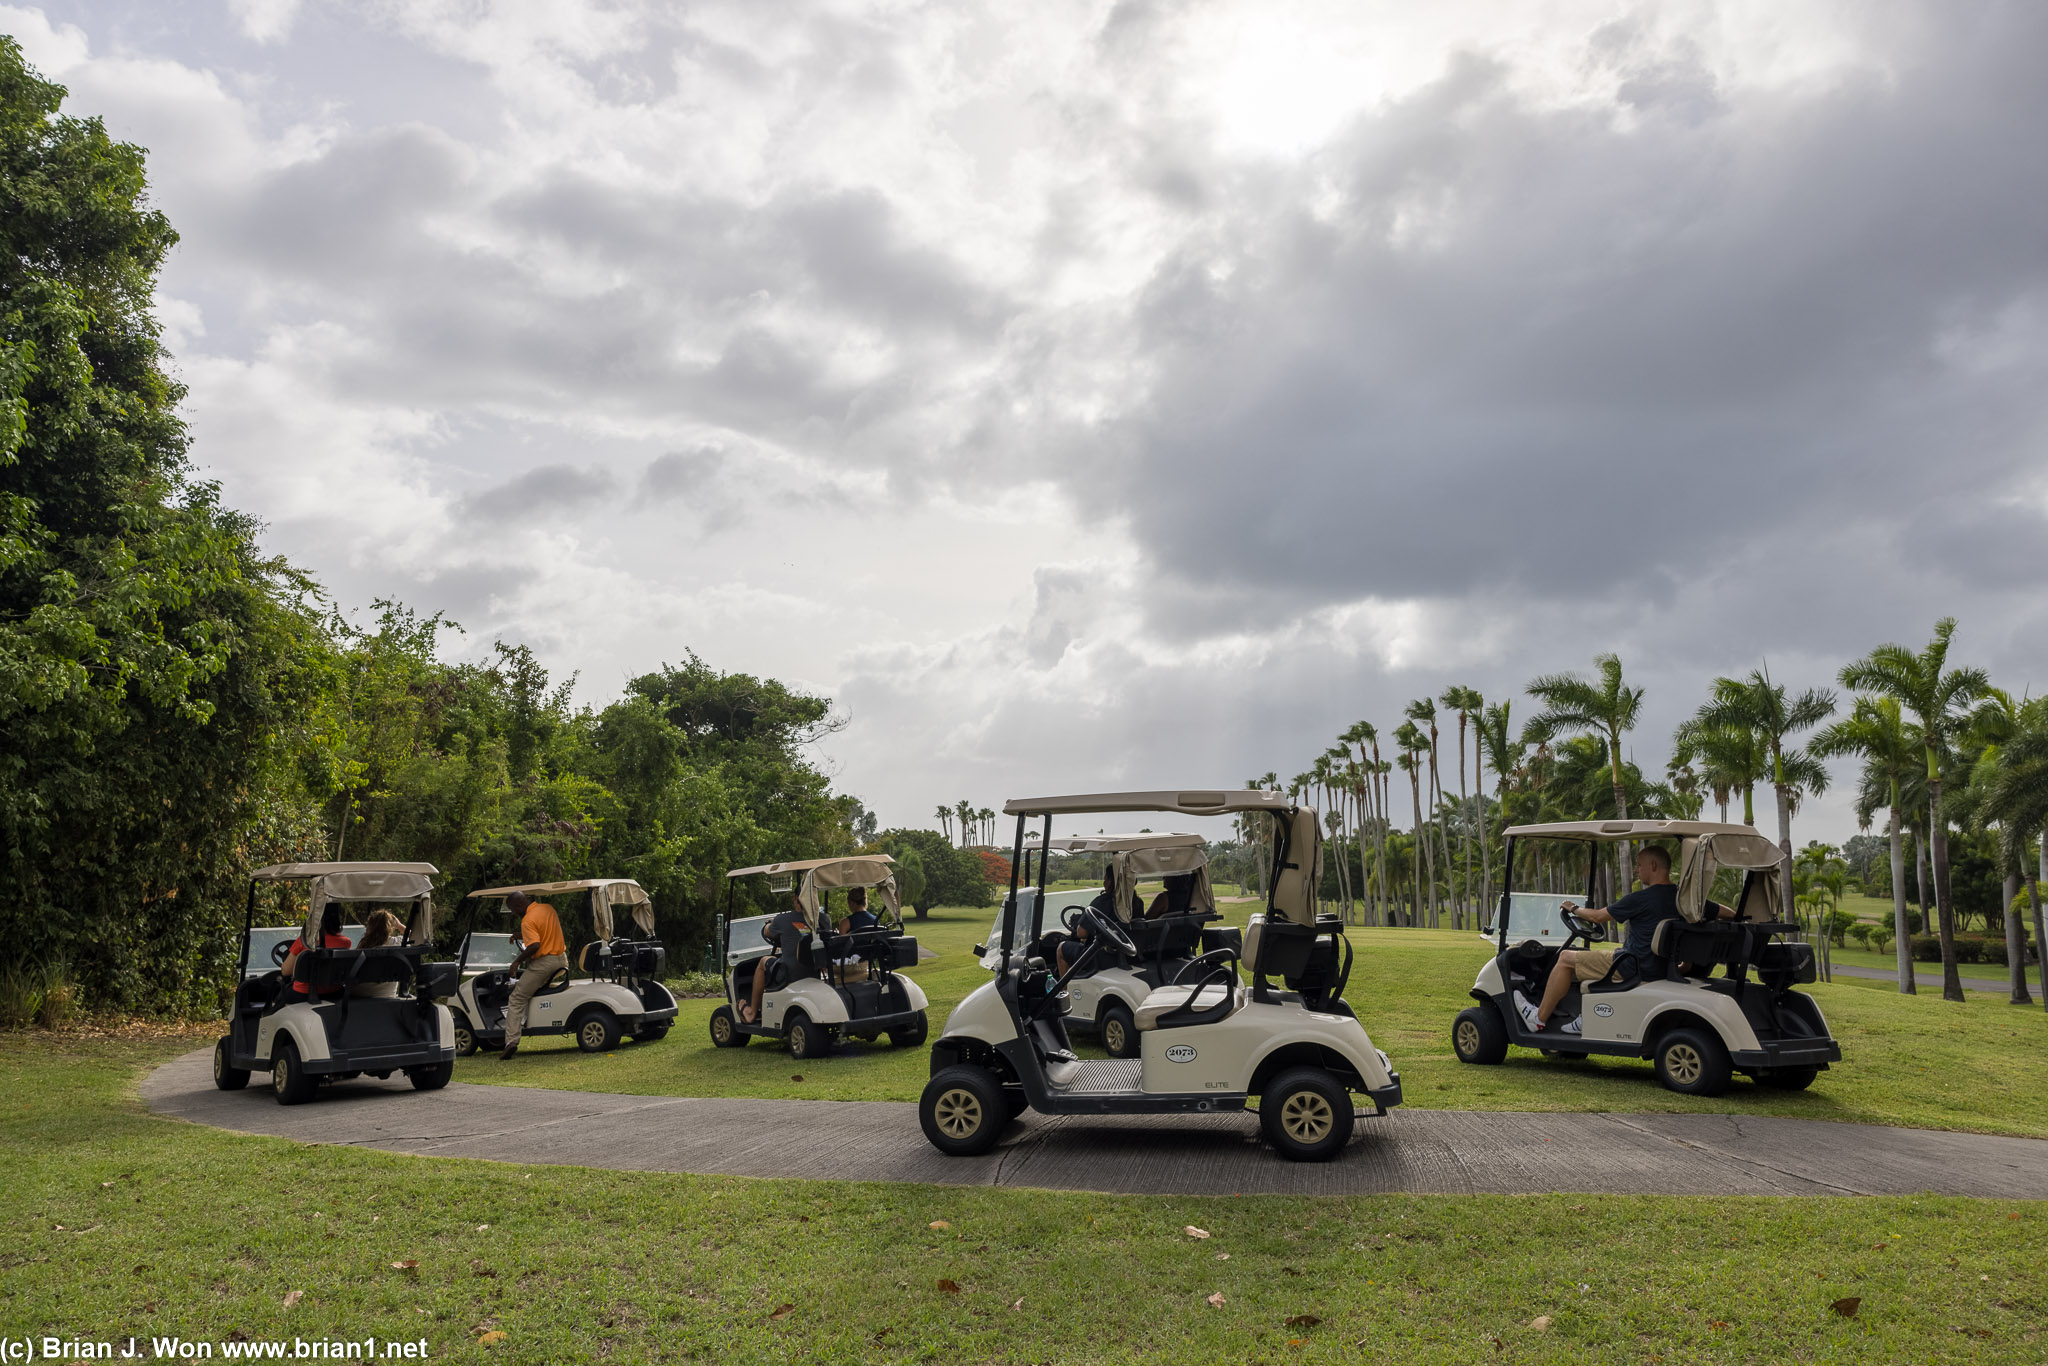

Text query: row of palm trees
(1272, 619), (2048, 1009)
(935, 801), (998, 848)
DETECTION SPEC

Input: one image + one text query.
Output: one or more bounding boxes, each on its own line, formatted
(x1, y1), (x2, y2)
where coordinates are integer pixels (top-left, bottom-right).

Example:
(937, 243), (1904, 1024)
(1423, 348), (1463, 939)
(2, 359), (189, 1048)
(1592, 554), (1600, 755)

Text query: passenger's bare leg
(744, 960), (770, 1023)
(1538, 952), (1577, 1023)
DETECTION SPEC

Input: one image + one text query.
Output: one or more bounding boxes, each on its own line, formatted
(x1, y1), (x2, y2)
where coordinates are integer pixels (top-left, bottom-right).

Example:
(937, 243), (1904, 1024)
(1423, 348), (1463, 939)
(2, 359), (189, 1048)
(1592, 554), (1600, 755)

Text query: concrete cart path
(1827, 963), (2013, 994)
(142, 1049), (2048, 1199)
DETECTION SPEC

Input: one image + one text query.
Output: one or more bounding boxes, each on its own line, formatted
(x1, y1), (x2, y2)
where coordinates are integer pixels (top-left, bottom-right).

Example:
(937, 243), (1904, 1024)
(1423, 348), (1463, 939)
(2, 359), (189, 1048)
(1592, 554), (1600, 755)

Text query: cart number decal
(1593, 1004), (1613, 1017)
(1165, 1044), (1198, 1063)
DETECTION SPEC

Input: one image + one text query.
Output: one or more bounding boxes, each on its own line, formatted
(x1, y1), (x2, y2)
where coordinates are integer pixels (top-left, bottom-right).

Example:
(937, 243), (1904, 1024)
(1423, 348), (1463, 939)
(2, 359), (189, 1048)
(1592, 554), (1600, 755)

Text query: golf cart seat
(1135, 981), (1245, 1030)
(1650, 920), (1751, 979)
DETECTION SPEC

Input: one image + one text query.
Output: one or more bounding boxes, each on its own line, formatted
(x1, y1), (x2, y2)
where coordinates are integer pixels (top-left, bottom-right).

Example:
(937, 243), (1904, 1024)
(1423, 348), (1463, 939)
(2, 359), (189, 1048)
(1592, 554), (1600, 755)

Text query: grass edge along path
(6, 1034), (2047, 1365)
(449, 912), (2048, 1141)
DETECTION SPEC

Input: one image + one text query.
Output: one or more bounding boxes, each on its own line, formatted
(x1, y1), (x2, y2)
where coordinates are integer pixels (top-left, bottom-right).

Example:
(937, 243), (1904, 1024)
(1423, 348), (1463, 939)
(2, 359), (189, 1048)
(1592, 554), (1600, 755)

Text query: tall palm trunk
(1886, 797), (1914, 994)
(1407, 764), (1425, 929)
(1606, 731), (1630, 895)
(1928, 781), (1964, 1003)
(1914, 827), (1929, 928)
(1476, 743), (1491, 919)
(2005, 870), (2030, 1005)
(2033, 827), (2047, 1014)
(1455, 719), (1472, 930)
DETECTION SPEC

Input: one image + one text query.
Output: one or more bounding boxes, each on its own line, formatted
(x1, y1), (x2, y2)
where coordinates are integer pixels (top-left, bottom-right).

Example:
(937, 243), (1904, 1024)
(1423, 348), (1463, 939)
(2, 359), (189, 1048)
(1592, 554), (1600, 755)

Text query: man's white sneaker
(1558, 1016), (1583, 1036)
(1513, 992), (1544, 1031)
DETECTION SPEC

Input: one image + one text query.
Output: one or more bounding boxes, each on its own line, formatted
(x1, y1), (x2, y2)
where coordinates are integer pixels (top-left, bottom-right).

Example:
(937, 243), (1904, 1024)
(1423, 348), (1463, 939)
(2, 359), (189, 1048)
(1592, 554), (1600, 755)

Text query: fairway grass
(7, 1035), (2048, 1365)
(456, 909), (2048, 1139)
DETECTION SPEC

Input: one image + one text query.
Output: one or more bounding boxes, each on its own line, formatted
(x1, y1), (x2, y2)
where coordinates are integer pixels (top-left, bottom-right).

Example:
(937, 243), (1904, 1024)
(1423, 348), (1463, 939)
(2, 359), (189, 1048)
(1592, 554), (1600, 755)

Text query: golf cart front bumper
(1731, 1039), (1841, 1070)
(1361, 1072), (1402, 1115)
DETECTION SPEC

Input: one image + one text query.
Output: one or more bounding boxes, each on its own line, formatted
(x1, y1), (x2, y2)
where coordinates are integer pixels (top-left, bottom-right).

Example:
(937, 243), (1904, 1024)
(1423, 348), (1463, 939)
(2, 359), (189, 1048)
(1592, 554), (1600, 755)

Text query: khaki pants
(505, 954), (566, 1046)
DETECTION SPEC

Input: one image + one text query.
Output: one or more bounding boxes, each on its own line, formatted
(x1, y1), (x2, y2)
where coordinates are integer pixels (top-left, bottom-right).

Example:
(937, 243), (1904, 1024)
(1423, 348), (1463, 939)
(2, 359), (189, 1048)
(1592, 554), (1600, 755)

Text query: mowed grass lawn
(7, 1034), (2048, 1365)
(458, 905), (2048, 1139)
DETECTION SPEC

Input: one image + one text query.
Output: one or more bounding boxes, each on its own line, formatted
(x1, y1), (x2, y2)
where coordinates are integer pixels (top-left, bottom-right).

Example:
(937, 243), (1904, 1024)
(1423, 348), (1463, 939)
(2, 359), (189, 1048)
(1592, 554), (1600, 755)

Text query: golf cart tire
(786, 1012), (829, 1060)
(1753, 1064), (1819, 1091)
(709, 1006), (748, 1048)
(271, 1039), (316, 1106)
(1099, 1001), (1139, 1059)
(213, 1036), (250, 1091)
(1452, 1006), (1508, 1065)
(920, 1066), (1009, 1156)
(575, 1008), (622, 1053)
(451, 1013), (478, 1058)
(889, 1010), (929, 1048)
(409, 1060), (454, 1091)
(1654, 1027), (1732, 1097)
(1259, 1067), (1354, 1162)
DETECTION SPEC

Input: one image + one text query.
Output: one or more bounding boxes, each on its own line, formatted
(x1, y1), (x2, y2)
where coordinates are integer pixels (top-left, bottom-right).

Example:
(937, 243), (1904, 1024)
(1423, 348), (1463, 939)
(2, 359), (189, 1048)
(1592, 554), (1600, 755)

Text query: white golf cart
(978, 834), (1239, 1059)
(710, 855), (929, 1058)
(448, 879), (679, 1055)
(923, 790), (1401, 1162)
(1453, 820), (1843, 1095)
(213, 862), (458, 1105)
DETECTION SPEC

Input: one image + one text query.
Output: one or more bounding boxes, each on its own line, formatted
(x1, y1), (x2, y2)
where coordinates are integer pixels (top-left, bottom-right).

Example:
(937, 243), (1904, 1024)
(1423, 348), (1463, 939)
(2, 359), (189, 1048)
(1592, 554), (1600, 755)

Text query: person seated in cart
(1525, 844), (1733, 1034)
(500, 890), (568, 1060)
(741, 893), (812, 1024)
(1144, 872), (1198, 920)
(349, 911), (407, 998)
(281, 904), (352, 997)
(1055, 867), (1124, 975)
(833, 887), (880, 981)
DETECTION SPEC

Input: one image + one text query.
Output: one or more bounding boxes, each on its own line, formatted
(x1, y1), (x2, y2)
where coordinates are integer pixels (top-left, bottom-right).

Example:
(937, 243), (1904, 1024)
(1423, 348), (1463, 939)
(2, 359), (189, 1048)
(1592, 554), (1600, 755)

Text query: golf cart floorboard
(1047, 1058), (1144, 1094)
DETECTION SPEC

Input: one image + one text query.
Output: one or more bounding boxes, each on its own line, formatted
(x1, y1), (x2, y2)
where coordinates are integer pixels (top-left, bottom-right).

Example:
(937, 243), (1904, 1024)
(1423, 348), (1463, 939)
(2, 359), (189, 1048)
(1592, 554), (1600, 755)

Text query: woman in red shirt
(282, 903), (353, 997)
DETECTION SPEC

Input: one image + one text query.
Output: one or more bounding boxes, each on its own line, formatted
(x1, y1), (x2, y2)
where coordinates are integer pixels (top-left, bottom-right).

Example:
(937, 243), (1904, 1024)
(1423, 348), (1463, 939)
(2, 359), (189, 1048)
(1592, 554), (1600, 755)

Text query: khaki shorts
(1571, 948), (1618, 983)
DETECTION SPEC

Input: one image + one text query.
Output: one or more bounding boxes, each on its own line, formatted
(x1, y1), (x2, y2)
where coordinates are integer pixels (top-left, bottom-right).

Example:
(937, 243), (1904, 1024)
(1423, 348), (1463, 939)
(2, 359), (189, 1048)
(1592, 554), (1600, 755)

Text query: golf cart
(923, 790), (1401, 1162)
(448, 879), (679, 1055)
(978, 834), (1237, 1059)
(710, 856), (929, 1058)
(213, 863), (459, 1105)
(1453, 820), (1843, 1095)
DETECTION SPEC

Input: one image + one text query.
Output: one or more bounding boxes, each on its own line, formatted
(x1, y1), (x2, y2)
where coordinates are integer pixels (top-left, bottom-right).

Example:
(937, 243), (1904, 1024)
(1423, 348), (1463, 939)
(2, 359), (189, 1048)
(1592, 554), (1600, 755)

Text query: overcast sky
(14, 1), (2048, 842)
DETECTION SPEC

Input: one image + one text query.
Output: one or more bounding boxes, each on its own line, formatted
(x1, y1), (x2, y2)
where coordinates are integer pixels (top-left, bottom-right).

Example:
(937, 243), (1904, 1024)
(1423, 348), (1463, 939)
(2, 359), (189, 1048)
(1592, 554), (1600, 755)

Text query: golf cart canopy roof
(1503, 820), (1765, 843)
(1049, 833), (1206, 854)
(726, 855), (895, 879)
(248, 861), (438, 881)
(464, 878), (654, 938)
(1003, 790), (1289, 817)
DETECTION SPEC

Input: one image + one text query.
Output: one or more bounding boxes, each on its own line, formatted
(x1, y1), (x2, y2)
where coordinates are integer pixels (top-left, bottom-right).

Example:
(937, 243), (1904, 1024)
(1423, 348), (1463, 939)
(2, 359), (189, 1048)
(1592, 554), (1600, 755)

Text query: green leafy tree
(1528, 653), (1644, 890)
(1691, 669), (1835, 935)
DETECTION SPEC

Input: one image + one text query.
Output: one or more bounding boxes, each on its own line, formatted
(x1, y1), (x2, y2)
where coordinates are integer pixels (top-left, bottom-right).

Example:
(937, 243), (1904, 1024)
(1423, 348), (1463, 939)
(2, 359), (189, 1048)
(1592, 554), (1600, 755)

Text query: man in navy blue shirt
(1522, 844), (1732, 1034)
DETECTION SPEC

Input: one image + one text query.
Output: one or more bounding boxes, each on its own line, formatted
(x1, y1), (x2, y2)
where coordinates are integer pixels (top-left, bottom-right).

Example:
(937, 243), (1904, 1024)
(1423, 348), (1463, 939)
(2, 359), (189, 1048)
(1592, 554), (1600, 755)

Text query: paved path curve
(142, 1049), (2048, 1199)
(1828, 963), (2012, 994)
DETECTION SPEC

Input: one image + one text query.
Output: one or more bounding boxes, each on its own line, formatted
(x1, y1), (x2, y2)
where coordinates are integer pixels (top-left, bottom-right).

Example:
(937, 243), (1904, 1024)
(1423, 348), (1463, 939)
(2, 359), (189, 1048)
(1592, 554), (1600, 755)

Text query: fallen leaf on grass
(225, 1331), (249, 1344)
(1284, 1314), (1322, 1328)
(281, 1291), (303, 1309)
(1489, 1337), (1505, 1353)
(477, 1331), (507, 1345)
(1287, 1340), (1304, 1348)
(768, 1304), (795, 1321)
(391, 1260), (419, 1273)
(476, 1224), (489, 1232)
(1708, 1320), (1729, 1330)
(1183, 1226), (1210, 1240)
(1214, 1253), (1231, 1261)
(1206, 1292), (1227, 1309)
(1528, 1315), (1552, 1332)
(1830, 1298), (1861, 1319)
(1009, 1298), (1024, 1312)
(2008, 1213), (2022, 1220)
(473, 1269), (497, 1279)
(790, 1074), (804, 1082)
(929, 1220), (952, 1230)
(937, 1279), (962, 1294)
(1282, 1266), (1302, 1277)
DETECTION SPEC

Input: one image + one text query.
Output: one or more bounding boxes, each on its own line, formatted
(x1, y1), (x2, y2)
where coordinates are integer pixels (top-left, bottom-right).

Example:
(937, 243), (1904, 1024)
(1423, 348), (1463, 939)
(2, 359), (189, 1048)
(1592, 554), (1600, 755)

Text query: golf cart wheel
(1259, 1067), (1354, 1162)
(786, 1012), (829, 1061)
(889, 1011), (929, 1048)
(1452, 1007), (1508, 1065)
(271, 1039), (316, 1106)
(1654, 1028), (1732, 1097)
(709, 1006), (748, 1048)
(213, 1037), (250, 1091)
(636, 1024), (671, 1042)
(1754, 1064), (1819, 1091)
(1099, 1001), (1138, 1059)
(576, 1008), (622, 1053)
(409, 1061), (453, 1091)
(920, 1066), (1008, 1156)
(451, 1014), (478, 1057)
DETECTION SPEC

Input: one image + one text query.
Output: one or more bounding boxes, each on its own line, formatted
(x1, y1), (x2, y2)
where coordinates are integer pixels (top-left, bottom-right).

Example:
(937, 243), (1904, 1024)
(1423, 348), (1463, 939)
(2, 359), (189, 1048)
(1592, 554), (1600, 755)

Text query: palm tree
(1475, 700), (1524, 921)
(1692, 668), (1835, 934)
(1529, 653), (1643, 894)
(1393, 735), (1427, 928)
(978, 806), (996, 847)
(934, 804), (952, 844)
(953, 799), (975, 847)
(1672, 716), (1766, 824)
(1975, 702), (2048, 1013)
(1344, 721), (1388, 924)
(1839, 619), (1990, 1003)
(1962, 692), (2042, 1005)
(1442, 685), (1484, 929)
(1814, 697), (1923, 994)
(1406, 699), (1458, 926)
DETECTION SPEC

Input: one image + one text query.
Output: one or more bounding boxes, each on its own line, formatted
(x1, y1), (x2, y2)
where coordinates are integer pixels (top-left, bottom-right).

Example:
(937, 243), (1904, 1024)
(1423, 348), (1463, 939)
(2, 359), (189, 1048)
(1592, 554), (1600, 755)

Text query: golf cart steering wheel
(1083, 906), (1138, 958)
(270, 939), (293, 967)
(1559, 905), (1603, 947)
(1060, 903), (1088, 935)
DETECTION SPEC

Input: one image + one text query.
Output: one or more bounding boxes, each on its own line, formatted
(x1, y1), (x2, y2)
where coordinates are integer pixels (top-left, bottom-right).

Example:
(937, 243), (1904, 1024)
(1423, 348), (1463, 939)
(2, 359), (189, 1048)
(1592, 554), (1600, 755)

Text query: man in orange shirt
(501, 890), (568, 1060)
